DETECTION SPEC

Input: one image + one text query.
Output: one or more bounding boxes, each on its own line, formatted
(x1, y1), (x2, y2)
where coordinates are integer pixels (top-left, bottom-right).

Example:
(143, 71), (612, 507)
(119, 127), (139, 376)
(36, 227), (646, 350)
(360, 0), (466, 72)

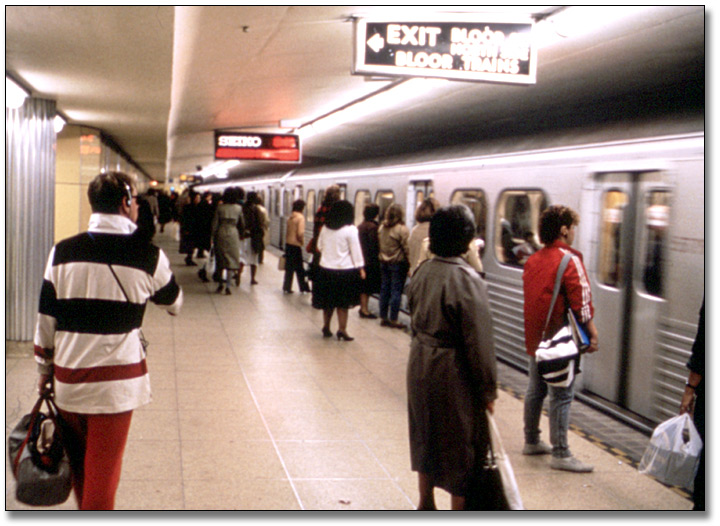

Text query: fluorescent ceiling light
(54, 115), (66, 133)
(300, 78), (448, 138)
(198, 160), (240, 179)
(6, 76), (29, 109)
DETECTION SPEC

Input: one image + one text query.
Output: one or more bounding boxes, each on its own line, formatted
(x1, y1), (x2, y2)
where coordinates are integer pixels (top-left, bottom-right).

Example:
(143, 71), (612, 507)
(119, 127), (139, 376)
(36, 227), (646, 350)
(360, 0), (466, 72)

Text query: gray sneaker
(550, 456), (594, 473)
(522, 441), (553, 455)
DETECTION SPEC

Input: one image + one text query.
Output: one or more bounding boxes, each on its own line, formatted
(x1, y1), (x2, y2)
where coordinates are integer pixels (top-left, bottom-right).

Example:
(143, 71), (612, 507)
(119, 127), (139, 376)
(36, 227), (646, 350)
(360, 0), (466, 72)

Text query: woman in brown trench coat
(406, 204), (498, 511)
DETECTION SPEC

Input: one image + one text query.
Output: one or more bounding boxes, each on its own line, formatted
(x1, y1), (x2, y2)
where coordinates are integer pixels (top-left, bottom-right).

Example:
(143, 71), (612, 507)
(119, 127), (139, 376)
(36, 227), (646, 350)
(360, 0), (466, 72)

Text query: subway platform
(5, 229), (693, 511)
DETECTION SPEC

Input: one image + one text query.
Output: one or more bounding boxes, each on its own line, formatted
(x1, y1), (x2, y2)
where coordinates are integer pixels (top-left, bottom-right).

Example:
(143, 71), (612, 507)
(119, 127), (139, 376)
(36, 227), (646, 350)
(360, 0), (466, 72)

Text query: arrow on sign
(366, 33), (385, 53)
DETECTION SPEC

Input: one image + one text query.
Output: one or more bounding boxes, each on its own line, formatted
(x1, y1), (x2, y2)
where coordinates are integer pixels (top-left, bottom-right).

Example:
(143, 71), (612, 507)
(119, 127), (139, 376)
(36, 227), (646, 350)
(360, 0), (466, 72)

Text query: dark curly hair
(325, 200), (355, 230)
(429, 205), (476, 257)
(538, 205), (580, 245)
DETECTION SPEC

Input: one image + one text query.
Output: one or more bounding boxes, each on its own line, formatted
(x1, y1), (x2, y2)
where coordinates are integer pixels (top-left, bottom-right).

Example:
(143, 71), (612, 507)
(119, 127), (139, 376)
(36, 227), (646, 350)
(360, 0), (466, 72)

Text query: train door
(582, 171), (671, 418)
(406, 179), (434, 229)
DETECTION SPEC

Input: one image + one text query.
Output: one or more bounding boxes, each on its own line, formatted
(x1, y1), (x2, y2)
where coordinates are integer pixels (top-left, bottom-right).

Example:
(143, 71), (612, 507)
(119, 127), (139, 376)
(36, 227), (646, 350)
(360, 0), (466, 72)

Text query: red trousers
(58, 409), (133, 510)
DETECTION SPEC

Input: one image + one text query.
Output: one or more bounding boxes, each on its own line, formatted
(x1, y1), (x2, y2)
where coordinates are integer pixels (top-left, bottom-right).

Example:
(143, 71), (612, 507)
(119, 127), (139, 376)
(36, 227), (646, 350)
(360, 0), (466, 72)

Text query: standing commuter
(307, 184), (342, 284)
(212, 187), (244, 295)
(256, 193), (270, 264)
(357, 204), (381, 318)
(240, 191), (264, 285)
(312, 200), (366, 341)
(407, 197), (439, 272)
(179, 191), (201, 265)
(680, 297), (704, 511)
(283, 199), (310, 294)
(378, 203), (410, 329)
(33, 172), (183, 509)
(406, 205), (498, 510)
(522, 205), (599, 472)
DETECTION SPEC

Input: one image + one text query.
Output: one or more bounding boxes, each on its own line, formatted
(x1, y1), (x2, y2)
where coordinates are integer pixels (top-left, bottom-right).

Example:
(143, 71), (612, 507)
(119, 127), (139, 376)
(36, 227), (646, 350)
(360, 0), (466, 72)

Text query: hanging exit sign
(353, 14), (536, 84)
(214, 132), (301, 162)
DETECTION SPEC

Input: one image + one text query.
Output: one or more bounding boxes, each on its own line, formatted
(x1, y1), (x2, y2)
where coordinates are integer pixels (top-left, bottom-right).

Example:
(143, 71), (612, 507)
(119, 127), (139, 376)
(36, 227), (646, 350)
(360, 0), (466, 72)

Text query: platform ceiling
(5, 6), (705, 184)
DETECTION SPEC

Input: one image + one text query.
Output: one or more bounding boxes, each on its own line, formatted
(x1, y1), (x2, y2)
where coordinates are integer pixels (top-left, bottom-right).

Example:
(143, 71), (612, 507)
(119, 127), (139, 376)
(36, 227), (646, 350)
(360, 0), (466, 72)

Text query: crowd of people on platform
(32, 175), (702, 511)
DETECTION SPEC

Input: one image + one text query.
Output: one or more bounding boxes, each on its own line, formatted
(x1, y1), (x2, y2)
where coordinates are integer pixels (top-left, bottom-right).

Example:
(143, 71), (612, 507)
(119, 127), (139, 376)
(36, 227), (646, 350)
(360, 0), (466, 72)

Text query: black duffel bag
(8, 392), (72, 506)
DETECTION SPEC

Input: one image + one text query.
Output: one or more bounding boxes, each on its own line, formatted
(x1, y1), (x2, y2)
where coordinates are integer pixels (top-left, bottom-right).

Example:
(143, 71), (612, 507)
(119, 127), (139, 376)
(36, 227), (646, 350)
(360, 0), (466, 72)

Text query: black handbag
(8, 392), (72, 506)
(465, 441), (511, 511)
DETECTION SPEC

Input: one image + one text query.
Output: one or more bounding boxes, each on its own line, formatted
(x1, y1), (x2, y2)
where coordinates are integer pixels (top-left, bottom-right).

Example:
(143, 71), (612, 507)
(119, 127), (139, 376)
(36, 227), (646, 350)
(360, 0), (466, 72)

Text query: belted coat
(406, 256), (497, 496)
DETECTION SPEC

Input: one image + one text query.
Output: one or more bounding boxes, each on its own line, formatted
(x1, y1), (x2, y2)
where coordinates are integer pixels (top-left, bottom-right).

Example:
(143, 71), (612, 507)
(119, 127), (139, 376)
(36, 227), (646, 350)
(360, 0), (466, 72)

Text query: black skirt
(312, 267), (361, 310)
(360, 263), (381, 295)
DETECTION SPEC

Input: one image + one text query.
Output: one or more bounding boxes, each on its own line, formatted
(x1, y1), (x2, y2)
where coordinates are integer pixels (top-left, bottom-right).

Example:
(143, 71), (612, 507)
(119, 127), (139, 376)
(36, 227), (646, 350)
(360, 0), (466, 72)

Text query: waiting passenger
(357, 203), (381, 318)
(406, 204), (497, 510)
(407, 197), (440, 272)
(212, 187), (244, 295)
(378, 203), (410, 329)
(522, 205), (599, 472)
(311, 200), (366, 341)
(283, 199), (310, 294)
(240, 191), (264, 286)
(307, 184), (342, 283)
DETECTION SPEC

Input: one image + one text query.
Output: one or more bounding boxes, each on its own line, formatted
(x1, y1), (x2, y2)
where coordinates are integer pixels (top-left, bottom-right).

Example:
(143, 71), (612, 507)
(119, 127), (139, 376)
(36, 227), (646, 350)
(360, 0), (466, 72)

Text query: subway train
(195, 115), (704, 430)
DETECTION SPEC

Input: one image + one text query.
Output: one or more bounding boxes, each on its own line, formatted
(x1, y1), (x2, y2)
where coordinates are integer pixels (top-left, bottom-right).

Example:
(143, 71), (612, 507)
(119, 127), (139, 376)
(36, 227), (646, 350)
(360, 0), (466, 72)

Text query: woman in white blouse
(312, 200), (366, 341)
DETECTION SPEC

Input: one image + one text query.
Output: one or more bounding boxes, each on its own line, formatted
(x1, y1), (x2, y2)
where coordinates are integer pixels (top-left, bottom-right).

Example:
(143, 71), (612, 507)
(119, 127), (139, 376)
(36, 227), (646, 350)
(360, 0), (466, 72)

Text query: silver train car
(196, 117), (704, 429)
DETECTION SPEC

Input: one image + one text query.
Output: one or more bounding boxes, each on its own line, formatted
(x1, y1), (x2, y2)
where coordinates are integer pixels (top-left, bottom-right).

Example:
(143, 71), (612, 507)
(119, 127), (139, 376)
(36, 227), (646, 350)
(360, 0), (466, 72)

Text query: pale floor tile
(263, 410), (359, 441)
(181, 439), (287, 481)
(176, 386), (257, 412)
(115, 479), (185, 510)
(252, 389), (337, 414)
(178, 409), (269, 441)
(121, 440), (182, 481)
(182, 478), (302, 510)
(128, 410), (179, 441)
(342, 410), (410, 442)
(323, 387), (405, 412)
(243, 371), (321, 392)
(293, 479), (415, 510)
(276, 441), (389, 479)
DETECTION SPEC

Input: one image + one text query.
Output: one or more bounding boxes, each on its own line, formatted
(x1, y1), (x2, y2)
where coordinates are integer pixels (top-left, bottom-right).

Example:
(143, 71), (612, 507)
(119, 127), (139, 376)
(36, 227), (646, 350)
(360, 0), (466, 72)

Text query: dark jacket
(406, 256), (497, 496)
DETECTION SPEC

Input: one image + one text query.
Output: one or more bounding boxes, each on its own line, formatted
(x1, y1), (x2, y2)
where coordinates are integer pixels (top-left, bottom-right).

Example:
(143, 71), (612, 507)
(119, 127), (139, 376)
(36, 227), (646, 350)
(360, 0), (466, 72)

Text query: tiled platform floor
(5, 230), (693, 511)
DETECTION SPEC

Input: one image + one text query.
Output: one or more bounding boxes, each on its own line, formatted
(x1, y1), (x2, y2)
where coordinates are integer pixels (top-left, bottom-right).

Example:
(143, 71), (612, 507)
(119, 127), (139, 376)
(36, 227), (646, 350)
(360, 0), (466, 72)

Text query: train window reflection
(273, 188), (280, 217)
(495, 190), (546, 267)
(306, 190), (316, 224)
(598, 190), (628, 287)
(375, 191), (395, 222)
(354, 190), (371, 225)
(642, 191), (670, 297)
(450, 189), (487, 256)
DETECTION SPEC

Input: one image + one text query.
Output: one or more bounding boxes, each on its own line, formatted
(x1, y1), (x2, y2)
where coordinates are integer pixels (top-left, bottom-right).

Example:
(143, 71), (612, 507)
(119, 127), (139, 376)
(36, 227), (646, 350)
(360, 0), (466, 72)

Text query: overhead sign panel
(214, 132), (301, 162)
(354, 14), (536, 84)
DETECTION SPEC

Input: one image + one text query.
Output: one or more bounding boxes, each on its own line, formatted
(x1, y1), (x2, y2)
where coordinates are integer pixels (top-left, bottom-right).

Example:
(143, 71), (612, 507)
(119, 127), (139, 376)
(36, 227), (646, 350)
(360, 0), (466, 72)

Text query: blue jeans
(379, 261), (406, 322)
(524, 357), (575, 458)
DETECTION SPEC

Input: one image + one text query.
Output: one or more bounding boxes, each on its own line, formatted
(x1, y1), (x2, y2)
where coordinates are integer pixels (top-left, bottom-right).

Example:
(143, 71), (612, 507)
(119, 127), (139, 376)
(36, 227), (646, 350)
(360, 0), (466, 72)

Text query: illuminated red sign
(214, 132), (301, 162)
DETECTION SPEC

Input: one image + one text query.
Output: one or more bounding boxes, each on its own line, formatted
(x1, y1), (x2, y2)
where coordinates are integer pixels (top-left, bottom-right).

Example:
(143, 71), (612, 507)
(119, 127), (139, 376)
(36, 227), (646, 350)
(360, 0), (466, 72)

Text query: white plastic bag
(487, 411), (524, 510)
(638, 413), (702, 489)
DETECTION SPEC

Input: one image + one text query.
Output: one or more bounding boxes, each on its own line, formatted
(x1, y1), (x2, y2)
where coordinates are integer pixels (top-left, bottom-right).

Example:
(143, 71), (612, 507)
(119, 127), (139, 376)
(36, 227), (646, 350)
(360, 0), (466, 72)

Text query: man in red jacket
(522, 205), (599, 472)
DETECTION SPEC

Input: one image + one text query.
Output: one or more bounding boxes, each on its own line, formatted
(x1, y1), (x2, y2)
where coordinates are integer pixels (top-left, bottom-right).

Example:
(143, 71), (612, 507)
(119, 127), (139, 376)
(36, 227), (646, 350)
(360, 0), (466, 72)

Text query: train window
(495, 190), (547, 267)
(375, 191), (395, 221)
(306, 190), (316, 223)
(641, 190), (671, 297)
(354, 190), (371, 225)
(451, 189), (487, 256)
(338, 184), (347, 201)
(598, 190), (629, 287)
